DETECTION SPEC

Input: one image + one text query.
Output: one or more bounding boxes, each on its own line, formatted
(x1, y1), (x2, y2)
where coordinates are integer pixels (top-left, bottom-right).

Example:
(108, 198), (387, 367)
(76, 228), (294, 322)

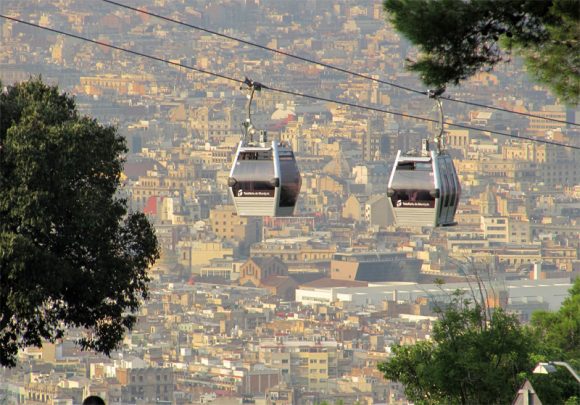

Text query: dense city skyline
(1, 0), (579, 404)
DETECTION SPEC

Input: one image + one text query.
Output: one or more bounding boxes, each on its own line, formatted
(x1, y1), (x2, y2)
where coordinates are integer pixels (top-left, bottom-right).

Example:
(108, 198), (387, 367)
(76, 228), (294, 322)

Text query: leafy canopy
(378, 291), (536, 405)
(0, 78), (159, 367)
(383, 0), (580, 104)
(532, 277), (580, 360)
(379, 280), (580, 404)
(529, 277), (580, 402)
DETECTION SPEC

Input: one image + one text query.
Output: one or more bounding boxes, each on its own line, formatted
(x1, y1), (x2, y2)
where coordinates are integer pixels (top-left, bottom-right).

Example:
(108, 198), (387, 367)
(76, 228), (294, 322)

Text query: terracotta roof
(260, 275), (297, 288)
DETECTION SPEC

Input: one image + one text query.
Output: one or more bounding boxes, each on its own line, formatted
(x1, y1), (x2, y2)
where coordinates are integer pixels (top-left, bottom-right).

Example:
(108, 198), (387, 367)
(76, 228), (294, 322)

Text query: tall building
(362, 116), (389, 161)
(259, 337), (338, 392)
(480, 185), (498, 216)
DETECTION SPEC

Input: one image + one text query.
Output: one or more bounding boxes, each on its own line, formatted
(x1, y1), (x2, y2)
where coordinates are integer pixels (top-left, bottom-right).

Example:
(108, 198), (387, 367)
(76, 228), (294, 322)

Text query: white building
(296, 278), (573, 311)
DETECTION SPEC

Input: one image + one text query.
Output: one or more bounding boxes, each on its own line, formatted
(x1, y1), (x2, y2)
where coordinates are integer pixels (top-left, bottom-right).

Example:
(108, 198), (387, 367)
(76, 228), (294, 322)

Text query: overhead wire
(2, 14), (579, 152)
(102, 0), (579, 127)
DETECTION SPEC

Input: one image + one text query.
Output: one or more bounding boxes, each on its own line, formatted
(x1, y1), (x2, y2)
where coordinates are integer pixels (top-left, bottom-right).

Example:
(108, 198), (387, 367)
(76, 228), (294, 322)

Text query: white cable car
(387, 91), (461, 227)
(228, 79), (301, 217)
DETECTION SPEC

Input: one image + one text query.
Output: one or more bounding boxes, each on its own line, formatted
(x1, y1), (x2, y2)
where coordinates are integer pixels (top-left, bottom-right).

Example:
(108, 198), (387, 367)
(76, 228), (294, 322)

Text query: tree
(529, 277), (580, 402)
(532, 277), (580, 360)
(0, 78), (159, 367)
(378, 291), (536, 405)
(383, 0), (580, 104)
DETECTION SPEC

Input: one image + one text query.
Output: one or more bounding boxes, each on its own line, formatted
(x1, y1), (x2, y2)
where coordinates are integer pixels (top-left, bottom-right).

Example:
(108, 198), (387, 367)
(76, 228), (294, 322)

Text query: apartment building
(177, 240), (235, 274)
(116, 367), (174, 404)
(259, 337), (338, 392)
(210, 205), (262, 245)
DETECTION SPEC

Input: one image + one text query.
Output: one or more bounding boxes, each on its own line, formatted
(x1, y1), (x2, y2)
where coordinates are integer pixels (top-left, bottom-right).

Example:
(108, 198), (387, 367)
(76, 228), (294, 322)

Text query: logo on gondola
(397, 200), (435, 208)
(235, 189), (275, 197)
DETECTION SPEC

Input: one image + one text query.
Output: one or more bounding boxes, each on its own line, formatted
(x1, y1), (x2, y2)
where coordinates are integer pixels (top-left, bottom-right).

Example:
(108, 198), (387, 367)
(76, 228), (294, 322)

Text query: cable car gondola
(387, 90), (461, 227)
(228, 79), (301, 217)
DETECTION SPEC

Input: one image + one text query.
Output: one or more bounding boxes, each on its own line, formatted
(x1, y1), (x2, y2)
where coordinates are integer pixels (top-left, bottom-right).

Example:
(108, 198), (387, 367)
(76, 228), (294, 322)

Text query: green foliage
(379, 280), (580, 404)
(383, 0), (580, 104)
(529, 277), (580, 402)
(0, 78), (159, 367)
(378, 291), (535, 405)
(532, 277), (580, 360)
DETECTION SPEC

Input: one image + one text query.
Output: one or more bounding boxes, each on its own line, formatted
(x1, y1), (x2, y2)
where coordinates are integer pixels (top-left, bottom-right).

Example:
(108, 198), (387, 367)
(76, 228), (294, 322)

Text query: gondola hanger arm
(241, 77), (267, 143)
(428, 87), (446, 153)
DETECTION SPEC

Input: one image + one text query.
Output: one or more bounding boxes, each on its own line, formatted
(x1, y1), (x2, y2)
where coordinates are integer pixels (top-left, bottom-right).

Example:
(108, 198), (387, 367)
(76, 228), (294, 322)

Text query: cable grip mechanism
(241, 77), (265, 143)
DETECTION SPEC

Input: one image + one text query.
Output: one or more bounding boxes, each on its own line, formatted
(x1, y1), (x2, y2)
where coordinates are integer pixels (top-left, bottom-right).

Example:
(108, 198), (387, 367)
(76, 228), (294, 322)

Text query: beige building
(23, 383), (84, 404)
(542, 243), (578, 271)
(250, 240), (337, 266)
(79, 74), (151, 96)
(116, 367), (173, 404)
(259, 338), (338, 392)
(454, 158), (537, 185)
(502, 141), (580, 186)
(210, 205), (262, 245)
(177, 240), (234, 274)
(130, 169), (170, 211)
(481, 216), (531, 245)
(188, 105), (237, 142)
(526, 105), (568, 134)
(342, 194), (368, 222)
(265, 384), (296, 405)
(315, 174), (349, 196)
(481, 216), (509, 245)
(239, 257), (297, 300)
(364, 194), (394, 227)
(239, 257), (288, 286)
(446, 128), (471, 151)
(342, 193), (394, 227)
(470, 246), (542, 267)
